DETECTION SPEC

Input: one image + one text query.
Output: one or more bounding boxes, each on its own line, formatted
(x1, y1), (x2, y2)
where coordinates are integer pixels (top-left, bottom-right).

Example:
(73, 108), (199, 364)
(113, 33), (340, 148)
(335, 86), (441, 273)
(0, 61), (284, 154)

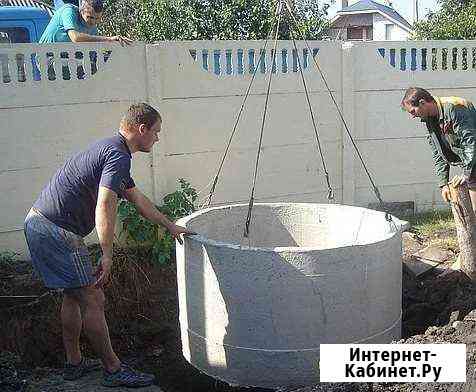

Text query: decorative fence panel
(0, 43), (147, 107)
(0, 43), (151, 253)
(3, 39), (476, 254)
(147, 41), (343, 207)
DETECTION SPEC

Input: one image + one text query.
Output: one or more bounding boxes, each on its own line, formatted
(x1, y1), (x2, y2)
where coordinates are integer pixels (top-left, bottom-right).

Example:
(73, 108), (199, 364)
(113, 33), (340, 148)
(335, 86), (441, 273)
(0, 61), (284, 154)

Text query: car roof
(0, 6), (50, 19)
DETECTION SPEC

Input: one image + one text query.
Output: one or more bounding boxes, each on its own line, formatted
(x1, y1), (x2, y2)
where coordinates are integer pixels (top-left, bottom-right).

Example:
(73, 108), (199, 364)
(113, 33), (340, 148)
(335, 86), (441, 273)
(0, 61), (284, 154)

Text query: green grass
(407, 209), (454, 236)
(407, 209), (458, 251)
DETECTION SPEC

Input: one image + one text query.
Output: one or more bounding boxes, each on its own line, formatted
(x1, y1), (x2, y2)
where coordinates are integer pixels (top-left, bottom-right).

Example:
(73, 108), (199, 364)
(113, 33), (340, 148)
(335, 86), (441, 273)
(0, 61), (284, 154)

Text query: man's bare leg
(74, 286), (121, 373)
(62, 293), (82, 365)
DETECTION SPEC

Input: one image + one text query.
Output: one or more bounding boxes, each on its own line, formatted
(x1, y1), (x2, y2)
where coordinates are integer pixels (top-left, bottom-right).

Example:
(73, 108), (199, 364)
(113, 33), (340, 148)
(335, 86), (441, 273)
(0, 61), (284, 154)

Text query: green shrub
(117, 178), (197, 265)
(0, 251), (18, 267)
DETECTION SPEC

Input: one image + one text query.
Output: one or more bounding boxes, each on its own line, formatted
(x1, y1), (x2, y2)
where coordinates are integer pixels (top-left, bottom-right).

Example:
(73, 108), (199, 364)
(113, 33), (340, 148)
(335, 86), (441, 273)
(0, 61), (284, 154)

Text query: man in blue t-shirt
(40, 0), (132, 45)
(24, 103), (193, 388)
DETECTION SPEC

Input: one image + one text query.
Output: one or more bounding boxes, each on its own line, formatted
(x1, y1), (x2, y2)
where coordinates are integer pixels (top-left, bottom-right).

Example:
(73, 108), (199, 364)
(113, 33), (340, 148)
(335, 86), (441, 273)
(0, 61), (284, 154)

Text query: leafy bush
(117, 178), (197, 265)
(0, 251), (18, 267)
(100, 0), (333, 42)
(412, 0), (476, 40)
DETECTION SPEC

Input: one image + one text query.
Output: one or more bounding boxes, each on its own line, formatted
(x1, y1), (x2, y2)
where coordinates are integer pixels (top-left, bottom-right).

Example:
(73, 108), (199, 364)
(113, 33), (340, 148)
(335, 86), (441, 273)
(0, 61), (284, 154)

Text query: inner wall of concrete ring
(175, 203), (404, 388)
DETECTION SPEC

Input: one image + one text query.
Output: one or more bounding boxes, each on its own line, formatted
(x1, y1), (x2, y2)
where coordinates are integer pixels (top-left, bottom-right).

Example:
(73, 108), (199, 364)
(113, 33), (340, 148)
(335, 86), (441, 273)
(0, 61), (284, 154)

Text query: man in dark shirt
(24, 103), (193, 388)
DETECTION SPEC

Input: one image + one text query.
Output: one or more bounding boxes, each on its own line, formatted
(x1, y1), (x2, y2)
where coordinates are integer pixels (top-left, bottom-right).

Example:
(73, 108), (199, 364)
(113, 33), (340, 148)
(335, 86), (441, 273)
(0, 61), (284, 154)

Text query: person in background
(40, 0), (131, 45)
(24, 103), (194, 388)
(401, 87), (476, 213)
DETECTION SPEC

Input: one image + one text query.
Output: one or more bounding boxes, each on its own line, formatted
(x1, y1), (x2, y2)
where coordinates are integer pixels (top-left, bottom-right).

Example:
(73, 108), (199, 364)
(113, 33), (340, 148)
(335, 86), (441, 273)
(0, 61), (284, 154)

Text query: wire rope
(243, 1), (284, 238)
(206, 1), (282, 207)
(282, 0), (391, 220)
(289, 28), (334, 201)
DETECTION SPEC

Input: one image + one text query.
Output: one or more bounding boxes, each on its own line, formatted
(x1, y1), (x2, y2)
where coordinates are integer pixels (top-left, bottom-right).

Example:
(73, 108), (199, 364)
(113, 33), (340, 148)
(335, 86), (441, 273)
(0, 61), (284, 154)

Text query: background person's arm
(67, 30), (132, 45)
(61, 6), (132, 45)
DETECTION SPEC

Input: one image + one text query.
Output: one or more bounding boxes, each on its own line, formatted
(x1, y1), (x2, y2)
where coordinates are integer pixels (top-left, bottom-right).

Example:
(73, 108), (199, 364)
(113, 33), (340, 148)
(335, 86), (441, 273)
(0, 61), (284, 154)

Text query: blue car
(0, 5), (52, 82)
(0, 6), (51, 43)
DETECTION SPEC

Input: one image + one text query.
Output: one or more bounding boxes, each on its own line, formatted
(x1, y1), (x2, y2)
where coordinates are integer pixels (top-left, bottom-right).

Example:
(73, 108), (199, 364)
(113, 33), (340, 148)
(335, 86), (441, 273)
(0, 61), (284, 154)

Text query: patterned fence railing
(188, 47), (320, 76)
(0, 47), (112, 83)
(4, 42), (476, 86)
(378, 45), (476, 71)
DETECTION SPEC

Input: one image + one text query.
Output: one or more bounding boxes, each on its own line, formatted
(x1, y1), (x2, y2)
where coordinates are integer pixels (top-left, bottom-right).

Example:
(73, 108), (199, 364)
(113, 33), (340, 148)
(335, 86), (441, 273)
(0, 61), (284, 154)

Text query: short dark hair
(401, 87), (435, 108)
(80, 0), (104, 13)
(122, 103), (161, 129)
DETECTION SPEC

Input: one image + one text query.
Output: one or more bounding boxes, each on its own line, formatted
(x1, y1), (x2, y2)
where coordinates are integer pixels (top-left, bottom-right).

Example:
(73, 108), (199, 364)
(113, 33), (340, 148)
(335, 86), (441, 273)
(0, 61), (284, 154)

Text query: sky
(326, 0), (440, 23)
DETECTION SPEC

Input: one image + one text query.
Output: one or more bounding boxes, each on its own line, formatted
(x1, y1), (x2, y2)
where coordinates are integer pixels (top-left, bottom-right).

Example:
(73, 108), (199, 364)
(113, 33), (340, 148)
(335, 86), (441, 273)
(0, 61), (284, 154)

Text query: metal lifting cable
(243, 1), (284, 238)
(206, 2), (281, 207)
(282, 0), (390, 220)
(207, 0), (391, 241)
(289, 30), (334, 201)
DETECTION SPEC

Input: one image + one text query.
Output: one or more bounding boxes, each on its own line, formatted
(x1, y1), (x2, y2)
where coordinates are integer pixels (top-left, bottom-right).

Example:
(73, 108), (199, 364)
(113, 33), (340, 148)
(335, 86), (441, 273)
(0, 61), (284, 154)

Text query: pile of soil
(296, 270), (476, 392)
(1, 231), (476, 392)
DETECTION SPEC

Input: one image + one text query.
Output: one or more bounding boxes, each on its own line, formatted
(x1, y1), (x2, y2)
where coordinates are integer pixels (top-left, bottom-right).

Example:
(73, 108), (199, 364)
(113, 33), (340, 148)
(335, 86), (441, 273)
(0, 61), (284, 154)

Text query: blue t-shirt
(39, 4), (97, 43)
(34, 134), (135, 237)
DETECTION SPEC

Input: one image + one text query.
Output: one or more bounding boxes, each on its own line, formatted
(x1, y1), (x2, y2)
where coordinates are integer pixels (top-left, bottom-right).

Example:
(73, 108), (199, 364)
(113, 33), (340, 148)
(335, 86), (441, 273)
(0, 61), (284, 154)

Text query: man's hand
(441, 185), (452, 203)
(124, 187), (196, 244)
(108, 35), (133, 46)
(168, 224), (196, 245)
(94, 255), (113, 289)
(450, 174), (469, 188)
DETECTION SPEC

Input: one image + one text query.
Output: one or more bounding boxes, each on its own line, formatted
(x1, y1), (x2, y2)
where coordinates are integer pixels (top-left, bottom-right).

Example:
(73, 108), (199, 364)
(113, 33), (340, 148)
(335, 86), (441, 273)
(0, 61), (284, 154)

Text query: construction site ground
(1, 211), (475, 392)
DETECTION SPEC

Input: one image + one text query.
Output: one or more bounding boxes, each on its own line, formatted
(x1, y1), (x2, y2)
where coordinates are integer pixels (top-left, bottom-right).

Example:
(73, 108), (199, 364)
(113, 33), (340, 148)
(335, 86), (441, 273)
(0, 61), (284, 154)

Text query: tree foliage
(413, 0), (476, 40)
(100, 0), (333, 42)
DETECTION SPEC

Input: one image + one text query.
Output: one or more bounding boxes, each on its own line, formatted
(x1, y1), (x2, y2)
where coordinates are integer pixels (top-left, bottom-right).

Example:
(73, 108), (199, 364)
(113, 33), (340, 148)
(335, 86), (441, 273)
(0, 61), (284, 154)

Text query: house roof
(337, 0), (412, 30)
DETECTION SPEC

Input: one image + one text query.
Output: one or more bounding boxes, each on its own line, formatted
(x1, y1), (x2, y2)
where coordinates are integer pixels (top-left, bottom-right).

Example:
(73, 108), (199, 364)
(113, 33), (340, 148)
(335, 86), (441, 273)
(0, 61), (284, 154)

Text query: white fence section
(150, 41), (342, 208)
(1, 40), (475, 254)
(0, 43), (151, 252)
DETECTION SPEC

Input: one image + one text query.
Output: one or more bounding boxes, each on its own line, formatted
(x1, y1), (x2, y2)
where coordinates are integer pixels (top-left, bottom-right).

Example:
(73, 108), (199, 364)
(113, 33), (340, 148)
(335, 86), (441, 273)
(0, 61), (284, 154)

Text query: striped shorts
(24, 209), (95, 289)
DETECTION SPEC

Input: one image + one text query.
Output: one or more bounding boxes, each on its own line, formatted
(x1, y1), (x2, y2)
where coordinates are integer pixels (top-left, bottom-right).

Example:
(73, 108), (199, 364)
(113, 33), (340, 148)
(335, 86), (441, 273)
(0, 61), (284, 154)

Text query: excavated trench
(2, 215), (476, 392)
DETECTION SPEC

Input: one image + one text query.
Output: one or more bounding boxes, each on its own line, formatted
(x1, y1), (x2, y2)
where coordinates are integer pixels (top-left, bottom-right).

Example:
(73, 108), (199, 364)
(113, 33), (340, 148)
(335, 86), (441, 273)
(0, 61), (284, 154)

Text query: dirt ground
(0, 247), (272, 392)
(1, 228), (476, 392)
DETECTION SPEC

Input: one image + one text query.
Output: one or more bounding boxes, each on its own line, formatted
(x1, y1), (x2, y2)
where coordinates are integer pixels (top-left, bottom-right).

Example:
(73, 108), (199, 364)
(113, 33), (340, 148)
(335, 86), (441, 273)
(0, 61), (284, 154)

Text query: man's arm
(124, 187), (195, 244)
(95, 186), (118, 287)
(67, 30), (132, 45)
(60, 6), (132, 45)
(426, 133), (451, 202)
(427, 133), (450, 187)
(452, 106), (476, 179)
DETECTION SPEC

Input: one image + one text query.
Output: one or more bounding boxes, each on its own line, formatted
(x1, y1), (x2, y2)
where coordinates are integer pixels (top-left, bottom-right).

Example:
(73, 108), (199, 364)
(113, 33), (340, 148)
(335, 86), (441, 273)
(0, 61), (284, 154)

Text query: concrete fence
(1, 40), (475, 254)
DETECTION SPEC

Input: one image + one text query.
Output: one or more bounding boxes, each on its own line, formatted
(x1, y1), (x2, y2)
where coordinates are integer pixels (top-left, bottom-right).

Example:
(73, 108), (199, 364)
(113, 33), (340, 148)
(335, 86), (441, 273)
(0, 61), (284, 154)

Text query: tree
(100, 0), (333, 42)
(413, 0), (476, 40)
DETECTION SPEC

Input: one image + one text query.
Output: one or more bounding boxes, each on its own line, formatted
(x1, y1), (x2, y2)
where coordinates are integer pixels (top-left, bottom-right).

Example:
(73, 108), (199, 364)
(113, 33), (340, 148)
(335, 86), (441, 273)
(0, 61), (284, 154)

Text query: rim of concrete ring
(176, 202), (408, 253)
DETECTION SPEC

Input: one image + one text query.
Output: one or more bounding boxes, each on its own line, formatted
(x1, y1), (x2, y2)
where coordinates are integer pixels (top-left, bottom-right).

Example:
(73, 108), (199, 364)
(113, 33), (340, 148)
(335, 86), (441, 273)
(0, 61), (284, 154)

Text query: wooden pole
(449, 183), (476, 280)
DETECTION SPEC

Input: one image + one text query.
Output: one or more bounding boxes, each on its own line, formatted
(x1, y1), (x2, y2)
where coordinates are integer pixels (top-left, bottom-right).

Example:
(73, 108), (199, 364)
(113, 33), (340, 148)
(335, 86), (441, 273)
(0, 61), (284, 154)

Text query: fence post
(145, 43), (167, 205)
(341, 42), (356, 205)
